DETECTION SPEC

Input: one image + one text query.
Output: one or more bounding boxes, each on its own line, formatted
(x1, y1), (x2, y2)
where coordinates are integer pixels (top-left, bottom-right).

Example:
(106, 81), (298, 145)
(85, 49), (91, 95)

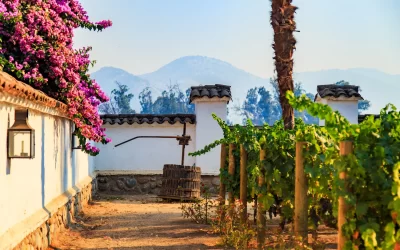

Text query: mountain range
(92, 56), (400, 122)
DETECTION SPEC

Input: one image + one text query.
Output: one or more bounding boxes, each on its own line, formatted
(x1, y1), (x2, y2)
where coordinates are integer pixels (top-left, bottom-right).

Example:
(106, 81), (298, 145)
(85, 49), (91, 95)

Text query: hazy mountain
(91, 66), (149, 99)
(92, 56), (400, 119)
(140, 56), (268, 94)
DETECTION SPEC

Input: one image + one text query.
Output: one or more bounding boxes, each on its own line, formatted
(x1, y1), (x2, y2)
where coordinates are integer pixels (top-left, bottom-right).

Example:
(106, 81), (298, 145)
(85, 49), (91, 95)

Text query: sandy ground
(48, 194), (337, 250)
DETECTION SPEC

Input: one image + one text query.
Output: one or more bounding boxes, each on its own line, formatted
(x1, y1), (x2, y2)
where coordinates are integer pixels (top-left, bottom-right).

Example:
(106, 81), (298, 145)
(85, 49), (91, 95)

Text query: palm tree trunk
(270, 0), (298, 129)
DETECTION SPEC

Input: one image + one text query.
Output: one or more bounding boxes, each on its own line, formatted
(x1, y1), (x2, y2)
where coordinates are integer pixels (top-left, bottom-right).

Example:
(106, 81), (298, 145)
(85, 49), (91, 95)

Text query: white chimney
(315, 84), (363, 125)
(190, 84), (231, 174)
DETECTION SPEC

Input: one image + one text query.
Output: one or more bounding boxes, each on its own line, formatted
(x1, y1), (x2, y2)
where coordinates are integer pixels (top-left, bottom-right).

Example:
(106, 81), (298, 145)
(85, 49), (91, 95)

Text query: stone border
(0, 176), (96, 250)
(96, 172), (221, 195)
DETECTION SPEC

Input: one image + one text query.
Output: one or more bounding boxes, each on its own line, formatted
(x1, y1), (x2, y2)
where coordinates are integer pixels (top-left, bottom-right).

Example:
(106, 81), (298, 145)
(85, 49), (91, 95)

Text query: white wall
(93, 123), (196, 172)
(0, 102), (91, 237)
(194, 99), (227, 174)
(318, 99), (359, 125)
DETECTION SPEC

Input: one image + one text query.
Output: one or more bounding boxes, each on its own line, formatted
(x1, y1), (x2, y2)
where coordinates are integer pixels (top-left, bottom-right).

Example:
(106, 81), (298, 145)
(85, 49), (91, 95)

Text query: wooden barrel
(159, 164), (201, 200)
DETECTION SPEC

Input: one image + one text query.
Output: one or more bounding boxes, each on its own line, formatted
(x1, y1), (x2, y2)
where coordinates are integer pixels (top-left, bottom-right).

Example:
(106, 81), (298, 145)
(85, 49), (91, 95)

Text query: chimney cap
(315, 84), (363, 101)
(189, 84), (232, 104)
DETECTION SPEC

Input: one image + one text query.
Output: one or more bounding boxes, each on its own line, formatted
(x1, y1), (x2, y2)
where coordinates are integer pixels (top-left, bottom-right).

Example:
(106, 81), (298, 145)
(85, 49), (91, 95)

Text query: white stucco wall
(194, 98), (228, 174)
(93, 123), (196, 172)
(318, 98), (359, 125)
(0, 102), (91, 239)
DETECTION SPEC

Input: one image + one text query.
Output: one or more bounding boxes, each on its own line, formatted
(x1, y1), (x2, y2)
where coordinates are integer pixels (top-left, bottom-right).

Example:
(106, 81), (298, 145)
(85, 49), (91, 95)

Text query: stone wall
(11, 181), (93, 250)
(96, 173), (221, 196)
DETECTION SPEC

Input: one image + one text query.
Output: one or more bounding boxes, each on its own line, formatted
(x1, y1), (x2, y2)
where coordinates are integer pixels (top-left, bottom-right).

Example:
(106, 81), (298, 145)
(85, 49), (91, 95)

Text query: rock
(208, 187), (216, 194)
(212, 177), (220, 186)
(98, 182), (110, 191)
(150, 182), (156, 189)
(152, 188), (161, 195)
(125, 177), (137, 188)
(137, 177), (150, 184)
(98, 177), (108, 183)
(116, 179), (126, 190)
(142, 183), (151, 193)
(110, 185), (121, 192)
(156, 180), (162, 187)
(131, 186), (142, 195)
(150, 177), (156, 182)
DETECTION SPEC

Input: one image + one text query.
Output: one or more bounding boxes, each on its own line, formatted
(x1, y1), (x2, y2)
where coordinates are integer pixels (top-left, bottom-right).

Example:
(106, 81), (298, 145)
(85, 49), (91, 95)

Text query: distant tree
(258, 86), (279, 125)
(111, 81), (135, 114)
(139, 84), (194, 114)
(98, 96), (118, 114)
(235, 86), (279, 125)
(335, 80), (371, 113)
(139, 87), (153, 113)
(241, 87), (260, 124)
(185, 88), (195, 113)
(98, 81), (135, 114)
(226, 107), (233, 125)
(293, 82), (318, 124)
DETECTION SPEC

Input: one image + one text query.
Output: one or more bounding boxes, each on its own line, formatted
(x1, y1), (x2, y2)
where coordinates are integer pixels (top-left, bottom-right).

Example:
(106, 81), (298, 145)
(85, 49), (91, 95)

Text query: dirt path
(49, 195), (222, 250)
(49, 194), (337, 250)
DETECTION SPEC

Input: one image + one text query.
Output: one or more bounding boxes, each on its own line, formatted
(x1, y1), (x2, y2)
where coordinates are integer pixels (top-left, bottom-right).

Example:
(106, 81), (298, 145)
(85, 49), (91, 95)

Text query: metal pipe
(114, 135), (181, 147)
(114, 123), (190, 166)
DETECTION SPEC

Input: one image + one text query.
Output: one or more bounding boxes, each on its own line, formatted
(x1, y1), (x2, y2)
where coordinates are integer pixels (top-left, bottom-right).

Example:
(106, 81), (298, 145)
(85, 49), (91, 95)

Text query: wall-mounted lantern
(7, 109), (35, 158)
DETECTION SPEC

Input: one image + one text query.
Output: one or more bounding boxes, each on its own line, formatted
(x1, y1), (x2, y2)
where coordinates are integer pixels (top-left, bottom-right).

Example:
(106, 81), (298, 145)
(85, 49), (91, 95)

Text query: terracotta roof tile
(189, 84), (232, 103)
(0, 71), (68, 113)
(315, 84), (363, 101)
(101, 114), (196, 125)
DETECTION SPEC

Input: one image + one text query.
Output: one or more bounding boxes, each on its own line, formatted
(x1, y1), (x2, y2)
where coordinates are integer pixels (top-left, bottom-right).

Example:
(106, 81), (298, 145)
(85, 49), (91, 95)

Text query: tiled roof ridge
(101, 113), (196, 125)
(315, 84), (363, 100)
(189, 84), (232, 103)
(0, 70), (68, 113)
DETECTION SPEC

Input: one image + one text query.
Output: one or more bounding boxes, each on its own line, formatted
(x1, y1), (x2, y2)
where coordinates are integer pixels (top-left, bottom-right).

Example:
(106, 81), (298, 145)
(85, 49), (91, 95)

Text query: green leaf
(361, 229), (377, 249)
(355, 203), (368, 218)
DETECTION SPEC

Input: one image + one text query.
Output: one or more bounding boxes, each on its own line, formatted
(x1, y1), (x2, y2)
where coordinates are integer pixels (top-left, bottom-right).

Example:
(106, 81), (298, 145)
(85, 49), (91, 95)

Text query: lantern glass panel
(8, 130), (32, 158)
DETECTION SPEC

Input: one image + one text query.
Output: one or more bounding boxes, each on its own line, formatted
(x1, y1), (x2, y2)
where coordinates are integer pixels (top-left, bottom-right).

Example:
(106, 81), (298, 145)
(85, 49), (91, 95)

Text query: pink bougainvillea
(0, 0), (112, 155)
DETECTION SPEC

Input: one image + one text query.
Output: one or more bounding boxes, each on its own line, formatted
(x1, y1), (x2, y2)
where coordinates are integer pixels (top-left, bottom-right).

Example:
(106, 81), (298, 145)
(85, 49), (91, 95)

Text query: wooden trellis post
(257, 148), (267, 250)
(219, 144), (227, 206)
(240, 144), (248, 224)
(295, 142), (308, 244)
(228, 143), (236, 214)
(338, 141), (352, 250)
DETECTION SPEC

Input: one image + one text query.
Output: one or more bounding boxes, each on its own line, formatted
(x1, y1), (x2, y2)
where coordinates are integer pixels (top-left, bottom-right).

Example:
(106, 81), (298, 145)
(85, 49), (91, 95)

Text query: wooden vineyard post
(219, 144), (227, 206)
(228, 143), (236, 216)
(257, 148), (267, 250)
(295, 142), (308, 244)
(338, 141), (353, 250)
(240, 144), (248, 224)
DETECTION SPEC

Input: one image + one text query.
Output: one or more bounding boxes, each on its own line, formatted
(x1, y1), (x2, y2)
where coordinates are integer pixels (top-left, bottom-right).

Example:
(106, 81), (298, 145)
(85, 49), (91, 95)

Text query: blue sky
(75, 0), (400, 78)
